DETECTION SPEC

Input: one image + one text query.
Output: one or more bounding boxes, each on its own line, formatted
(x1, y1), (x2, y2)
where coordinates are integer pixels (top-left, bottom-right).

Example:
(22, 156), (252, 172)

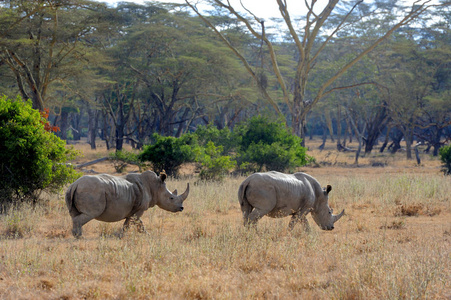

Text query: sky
(92, 0), (443, 21)
(94, 0), (318, 20)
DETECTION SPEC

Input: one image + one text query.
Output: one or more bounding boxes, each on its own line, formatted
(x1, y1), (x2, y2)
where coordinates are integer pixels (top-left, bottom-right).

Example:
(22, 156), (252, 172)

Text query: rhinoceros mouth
(322, 225), (334, 231)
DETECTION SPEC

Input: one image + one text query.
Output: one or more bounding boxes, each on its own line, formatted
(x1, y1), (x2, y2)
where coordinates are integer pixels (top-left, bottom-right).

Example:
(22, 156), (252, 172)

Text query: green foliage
(237, 116), (312, 172)
(109, 150), (145, 173)
(193, 125), (240, 154)
(138, 133), (196, 176)
(198, 141), (236, 181)
(138, 117), (312, 178)
(439, 145), (451, 175)
(0, 95), (80, 210)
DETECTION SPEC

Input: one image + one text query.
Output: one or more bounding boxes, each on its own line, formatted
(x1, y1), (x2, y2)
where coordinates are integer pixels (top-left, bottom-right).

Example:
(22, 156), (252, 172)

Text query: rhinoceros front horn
(178, 183), (190, 202)
(332, 209), (345, 223)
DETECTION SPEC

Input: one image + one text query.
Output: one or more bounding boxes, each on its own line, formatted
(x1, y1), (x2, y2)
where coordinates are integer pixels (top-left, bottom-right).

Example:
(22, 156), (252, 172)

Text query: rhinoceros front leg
(288, 208), (312, 232)
(71, 214), (95, 238)
(132, 211), (148, 234)
(121, 213), (148, 236)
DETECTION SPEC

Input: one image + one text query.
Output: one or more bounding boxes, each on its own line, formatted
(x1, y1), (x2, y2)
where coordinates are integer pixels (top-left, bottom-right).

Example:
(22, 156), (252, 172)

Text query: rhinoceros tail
(238, 179), (252, 214)
(65, 183), (78, 215)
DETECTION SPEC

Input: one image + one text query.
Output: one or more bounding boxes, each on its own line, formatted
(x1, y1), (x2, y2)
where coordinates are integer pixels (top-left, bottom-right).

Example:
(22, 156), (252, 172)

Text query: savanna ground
(0, 138), (450, 299)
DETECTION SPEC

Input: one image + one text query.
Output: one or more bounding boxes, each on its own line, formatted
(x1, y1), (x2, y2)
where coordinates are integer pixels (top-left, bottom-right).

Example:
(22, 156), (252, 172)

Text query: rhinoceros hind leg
(246, 207), (272, 226)
(241, 204), (253, 227)
(71, 213), (94, 238)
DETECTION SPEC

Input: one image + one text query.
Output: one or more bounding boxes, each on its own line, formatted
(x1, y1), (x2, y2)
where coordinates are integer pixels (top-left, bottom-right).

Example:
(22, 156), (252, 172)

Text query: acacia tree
(186, 0), (447, 145)
(377, 29), (451, 159)
(118, 3), (254, 139)
(0, 0), (110, 111)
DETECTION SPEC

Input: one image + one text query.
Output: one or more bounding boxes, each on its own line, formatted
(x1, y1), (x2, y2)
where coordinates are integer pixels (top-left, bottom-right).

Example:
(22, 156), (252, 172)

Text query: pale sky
(95, 0), (318, 20)
(93, 0), (442, 21)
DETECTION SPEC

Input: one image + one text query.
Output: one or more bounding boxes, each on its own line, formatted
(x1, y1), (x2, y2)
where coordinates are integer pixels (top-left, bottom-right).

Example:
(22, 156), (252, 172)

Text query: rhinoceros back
(66, 174), (136, 221)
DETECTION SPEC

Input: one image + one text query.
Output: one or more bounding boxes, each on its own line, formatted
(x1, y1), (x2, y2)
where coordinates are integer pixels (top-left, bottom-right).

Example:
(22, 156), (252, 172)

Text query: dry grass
(1, 138), (450, 299)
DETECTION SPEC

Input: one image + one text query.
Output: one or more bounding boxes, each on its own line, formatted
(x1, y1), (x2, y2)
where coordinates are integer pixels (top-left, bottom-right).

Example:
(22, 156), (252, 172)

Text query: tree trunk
(102, 110), (114, 150)
(388, 128), (403, 154)
(71, 111), (82, 141)
(319, 124), (327, 151)
(59, 110), (69, 141)
(379, 125), (391, 153)
(432, 127), (443, 156)
(403, 129), (413, 160)
(325, 110), (335, 142)
(87, 107), (99, 150)
(115, 124), (124, 151)
(414, 144), (421, 165)
(336, 105), (342, 146)
(364, 105), (388, 154)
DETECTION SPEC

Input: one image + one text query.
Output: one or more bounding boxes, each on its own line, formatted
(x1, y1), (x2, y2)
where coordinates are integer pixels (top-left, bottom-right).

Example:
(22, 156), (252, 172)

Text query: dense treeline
(1, 0), (450, 160)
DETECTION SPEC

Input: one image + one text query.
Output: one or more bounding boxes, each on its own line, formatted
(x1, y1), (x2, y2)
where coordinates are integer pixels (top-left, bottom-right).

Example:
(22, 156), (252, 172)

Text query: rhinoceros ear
(160, 170), (167, 182)
(326, 185), (332, 194)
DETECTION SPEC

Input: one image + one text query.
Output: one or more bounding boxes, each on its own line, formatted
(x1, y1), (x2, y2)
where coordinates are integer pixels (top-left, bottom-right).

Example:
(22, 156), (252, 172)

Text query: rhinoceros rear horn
(332, 209), (345, 223)
(179, 183), (189, 202)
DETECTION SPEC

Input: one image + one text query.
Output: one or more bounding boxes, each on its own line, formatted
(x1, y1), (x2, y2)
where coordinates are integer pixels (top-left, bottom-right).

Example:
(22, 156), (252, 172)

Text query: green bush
(0, 95), (80, 210)
(193, 125), (240, 154)
(439, 145), (451, 175)
(109, 150), (145, 173)
(138, 133), (196, 176)
(138, 116), (312, 178)
(237, 116), (312, 172)
(198, 141), (236, 181)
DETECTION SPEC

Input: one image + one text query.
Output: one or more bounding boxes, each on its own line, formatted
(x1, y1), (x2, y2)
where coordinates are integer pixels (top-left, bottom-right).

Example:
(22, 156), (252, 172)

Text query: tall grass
(1, 169), (450, 299)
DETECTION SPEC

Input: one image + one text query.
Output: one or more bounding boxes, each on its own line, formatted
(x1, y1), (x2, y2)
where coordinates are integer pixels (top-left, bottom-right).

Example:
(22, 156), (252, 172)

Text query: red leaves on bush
(40, 108), (60, 132)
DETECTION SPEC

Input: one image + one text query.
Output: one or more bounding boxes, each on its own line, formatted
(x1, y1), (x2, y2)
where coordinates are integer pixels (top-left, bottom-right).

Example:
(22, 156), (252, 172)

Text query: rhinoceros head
(310, 185), (344, 231)
(143, 171), (189, 213)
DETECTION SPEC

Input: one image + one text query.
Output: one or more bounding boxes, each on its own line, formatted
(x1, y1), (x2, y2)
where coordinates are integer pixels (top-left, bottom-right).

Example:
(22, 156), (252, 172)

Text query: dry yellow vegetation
(0, 138), (450, 299)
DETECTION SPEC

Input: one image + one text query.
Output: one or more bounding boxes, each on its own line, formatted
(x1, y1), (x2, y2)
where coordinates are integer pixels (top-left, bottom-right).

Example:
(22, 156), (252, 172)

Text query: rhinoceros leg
(243, 186), (277, 226)
(131, 211), (147, 233)
(122, 217), (132, 231)
(71, 214), (94, 238)
(121, 213), (147, 236)
(241, 202), (253, 227)
(246, 207), (273, 226)
(288, 208), (312, 231)
(288, 215), (310, 231)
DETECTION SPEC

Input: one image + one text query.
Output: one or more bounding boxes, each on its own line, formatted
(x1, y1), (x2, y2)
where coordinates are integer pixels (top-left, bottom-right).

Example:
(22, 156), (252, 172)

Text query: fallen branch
(74, 157), (111, 169)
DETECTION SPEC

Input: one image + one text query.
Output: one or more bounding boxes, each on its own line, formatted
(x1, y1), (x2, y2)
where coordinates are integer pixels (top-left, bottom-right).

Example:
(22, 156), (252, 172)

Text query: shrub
(237, 116), (312, 172)
(0, 95), (80, 210)
(193, 125), (240, 154)
(138, 133), (196, 176)
(109, 150), (145, 173)
(198, 141), (236, 181)
(439, 145), (451, 175)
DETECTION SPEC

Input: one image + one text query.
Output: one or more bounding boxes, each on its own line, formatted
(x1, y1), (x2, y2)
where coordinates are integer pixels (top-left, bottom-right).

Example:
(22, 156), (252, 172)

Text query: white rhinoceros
(65, 171), (189, 237)
(238, 171), (344, 231)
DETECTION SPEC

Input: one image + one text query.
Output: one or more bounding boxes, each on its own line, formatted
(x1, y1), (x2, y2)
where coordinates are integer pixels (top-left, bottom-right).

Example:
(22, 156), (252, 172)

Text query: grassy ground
(0, 138), (450, 299)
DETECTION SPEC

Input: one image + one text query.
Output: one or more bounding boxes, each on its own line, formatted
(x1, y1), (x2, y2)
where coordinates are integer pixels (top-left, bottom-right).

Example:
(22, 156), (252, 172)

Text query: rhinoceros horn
(332, 209), (345, 223)
(178, 183), (190, 202)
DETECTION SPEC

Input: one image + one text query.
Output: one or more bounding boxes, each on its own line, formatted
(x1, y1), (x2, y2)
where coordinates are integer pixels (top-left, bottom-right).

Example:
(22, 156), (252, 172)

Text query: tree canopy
(0, 0), (449, 160)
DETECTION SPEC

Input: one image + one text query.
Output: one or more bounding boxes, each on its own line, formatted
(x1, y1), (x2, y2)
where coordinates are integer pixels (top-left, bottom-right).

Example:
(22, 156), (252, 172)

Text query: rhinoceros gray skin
(238, 171), (344, 231)
(65, 170), (189, 238)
